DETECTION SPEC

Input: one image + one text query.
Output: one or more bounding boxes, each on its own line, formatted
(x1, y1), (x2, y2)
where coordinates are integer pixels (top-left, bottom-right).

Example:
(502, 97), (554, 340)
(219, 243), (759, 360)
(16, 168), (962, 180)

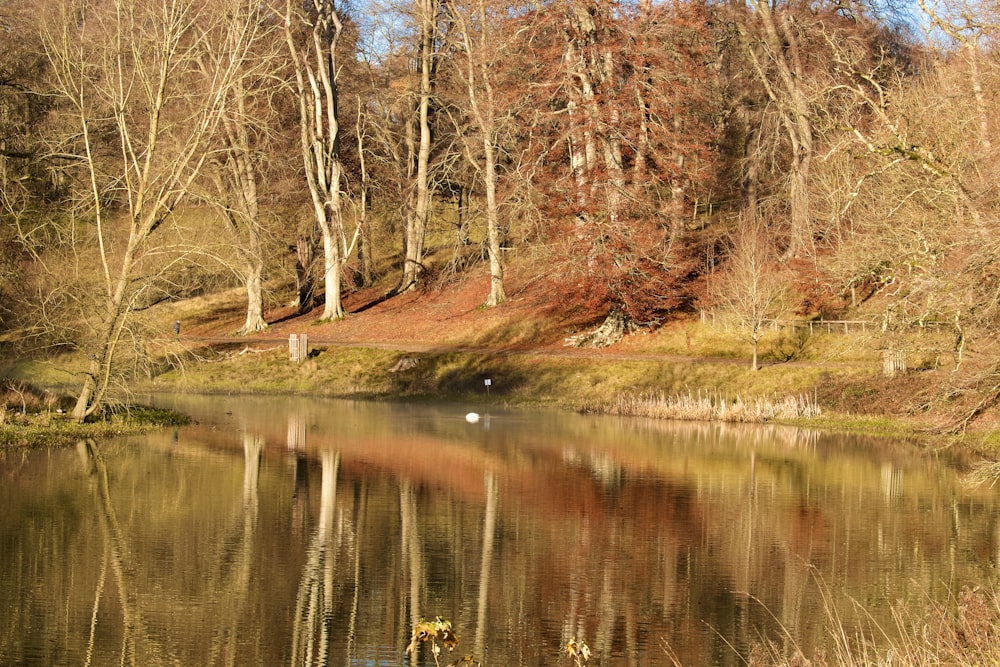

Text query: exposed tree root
(564, 309), (633, 349)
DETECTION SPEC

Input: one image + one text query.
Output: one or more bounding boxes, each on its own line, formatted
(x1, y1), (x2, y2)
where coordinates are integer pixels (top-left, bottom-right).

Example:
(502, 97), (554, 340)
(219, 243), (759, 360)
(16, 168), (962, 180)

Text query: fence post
(882, 348), (907, 377)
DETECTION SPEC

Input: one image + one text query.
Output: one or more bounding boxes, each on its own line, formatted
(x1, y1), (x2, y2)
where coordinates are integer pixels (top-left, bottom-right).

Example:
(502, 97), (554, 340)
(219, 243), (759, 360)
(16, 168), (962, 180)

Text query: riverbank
(4, 269), (998, 453)
(0, 376), (191, 449)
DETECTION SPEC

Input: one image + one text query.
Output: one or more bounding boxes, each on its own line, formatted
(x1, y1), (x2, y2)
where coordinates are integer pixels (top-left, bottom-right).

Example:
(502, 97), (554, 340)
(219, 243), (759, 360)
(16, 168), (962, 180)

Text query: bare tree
(398, 0), (442, 292)
(917, 0), (998, 152)
(736, 0), (816, 260)
(712, 220), (789, 371)
(39, 0), (255, 420)
(444, 0), (510, 306)
(200, 5), (287, 335)
(282, 0), (359, 321)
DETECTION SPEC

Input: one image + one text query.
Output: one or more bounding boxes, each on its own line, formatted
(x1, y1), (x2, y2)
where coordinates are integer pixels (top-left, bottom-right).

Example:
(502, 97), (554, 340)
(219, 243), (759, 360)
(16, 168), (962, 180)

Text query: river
(1, 394), (997, 666)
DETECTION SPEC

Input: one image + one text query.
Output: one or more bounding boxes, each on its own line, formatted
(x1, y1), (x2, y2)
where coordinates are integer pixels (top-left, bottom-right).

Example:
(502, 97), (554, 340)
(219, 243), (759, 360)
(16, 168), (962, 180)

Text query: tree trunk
(355, 100), (374, 287)
(71, 371), (98, 422)
(743, 0), (815, 260)
(319, 214), (346, 321)
(400, 0), (435, 292)
(72, 243), (135, 422)
(295, 234), (316, 315)
(216, 85), (269, 337)
(484, 146), (506, 307)
(240, 257), (267, 334)
(284, 0), (352, 321)
(566, 308), (631, 348)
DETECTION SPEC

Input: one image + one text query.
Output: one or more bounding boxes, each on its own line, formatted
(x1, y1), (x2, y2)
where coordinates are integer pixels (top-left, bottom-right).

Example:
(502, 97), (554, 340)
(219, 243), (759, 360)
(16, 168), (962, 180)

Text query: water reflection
(0, 395), (998, 666)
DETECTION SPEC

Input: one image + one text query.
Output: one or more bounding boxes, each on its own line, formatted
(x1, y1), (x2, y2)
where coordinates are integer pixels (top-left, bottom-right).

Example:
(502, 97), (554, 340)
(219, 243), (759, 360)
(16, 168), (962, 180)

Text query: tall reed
(590, 389), (821, 423)
(738, 585), (1000, 667)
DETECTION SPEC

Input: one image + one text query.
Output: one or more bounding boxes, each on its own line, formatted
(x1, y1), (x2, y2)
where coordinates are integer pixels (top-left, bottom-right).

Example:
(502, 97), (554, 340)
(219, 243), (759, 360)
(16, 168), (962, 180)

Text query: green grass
(0, 378), (188, 448)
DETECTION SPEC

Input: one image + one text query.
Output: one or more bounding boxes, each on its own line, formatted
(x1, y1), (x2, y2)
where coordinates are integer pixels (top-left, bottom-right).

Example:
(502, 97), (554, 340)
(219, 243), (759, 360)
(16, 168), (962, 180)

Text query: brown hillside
(179, 264), (602, 351)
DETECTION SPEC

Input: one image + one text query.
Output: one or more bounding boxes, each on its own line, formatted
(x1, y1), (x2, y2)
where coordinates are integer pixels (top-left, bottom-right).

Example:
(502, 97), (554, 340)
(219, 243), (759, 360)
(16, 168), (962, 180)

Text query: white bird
(465, 412), (480, 423)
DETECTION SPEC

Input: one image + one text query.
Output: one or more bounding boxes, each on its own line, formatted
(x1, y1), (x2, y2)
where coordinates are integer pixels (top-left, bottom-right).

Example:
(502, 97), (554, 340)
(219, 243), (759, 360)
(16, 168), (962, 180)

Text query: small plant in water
(407, 617), (479, 666)
(564, 637), (591, 666)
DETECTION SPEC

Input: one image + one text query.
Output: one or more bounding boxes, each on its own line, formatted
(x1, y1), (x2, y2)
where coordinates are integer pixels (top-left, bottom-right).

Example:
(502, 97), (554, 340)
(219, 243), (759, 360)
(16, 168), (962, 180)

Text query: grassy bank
(139, 342), (837, 406)
(125, 337), (943, 442)
(1, 288), (979, 450)
(0, 378), (188, 449)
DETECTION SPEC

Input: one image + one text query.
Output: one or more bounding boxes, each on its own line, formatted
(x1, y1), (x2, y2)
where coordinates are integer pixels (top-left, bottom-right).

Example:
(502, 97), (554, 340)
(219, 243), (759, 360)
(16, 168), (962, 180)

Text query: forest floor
(174, 264), (863, 367)
(177, 264), (608, 352)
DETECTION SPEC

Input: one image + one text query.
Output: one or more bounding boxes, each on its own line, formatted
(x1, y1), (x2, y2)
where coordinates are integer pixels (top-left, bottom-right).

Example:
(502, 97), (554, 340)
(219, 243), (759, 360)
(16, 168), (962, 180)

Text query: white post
(289, 334), (308, 363)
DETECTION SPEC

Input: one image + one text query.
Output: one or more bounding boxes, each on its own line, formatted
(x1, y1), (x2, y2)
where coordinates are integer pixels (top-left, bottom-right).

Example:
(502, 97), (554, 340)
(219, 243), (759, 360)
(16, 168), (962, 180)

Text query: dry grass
(589, 389), (822, 423)
(743, 586), (1000, 667)
(692, 574), (1000, 667)
(0, 378), (70, 420)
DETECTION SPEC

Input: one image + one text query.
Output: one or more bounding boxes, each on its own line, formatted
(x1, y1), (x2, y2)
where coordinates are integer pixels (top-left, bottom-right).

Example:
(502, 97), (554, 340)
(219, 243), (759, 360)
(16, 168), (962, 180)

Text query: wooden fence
(700, 311), (873, 334)
(700, 312), (951, 336)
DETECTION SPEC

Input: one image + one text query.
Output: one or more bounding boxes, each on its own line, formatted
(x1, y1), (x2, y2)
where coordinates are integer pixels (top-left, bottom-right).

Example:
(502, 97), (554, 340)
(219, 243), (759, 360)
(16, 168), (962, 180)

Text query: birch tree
(39, 0), (253, 421)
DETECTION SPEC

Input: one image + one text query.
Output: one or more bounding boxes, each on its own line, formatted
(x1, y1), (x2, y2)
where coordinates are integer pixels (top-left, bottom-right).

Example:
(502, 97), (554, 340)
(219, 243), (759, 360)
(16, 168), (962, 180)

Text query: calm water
(2, 394), (998, 666)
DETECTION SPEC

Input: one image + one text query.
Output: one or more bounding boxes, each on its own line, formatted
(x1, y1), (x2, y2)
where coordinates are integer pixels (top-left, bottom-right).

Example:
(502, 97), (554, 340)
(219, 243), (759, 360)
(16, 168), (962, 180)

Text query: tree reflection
(473, 472), (498, 657)
(400, 480), (425, 662)
(77, 439), (162, 666)
(291, 450), (342, 666)
(75, 432), (264, 667)
(3, 399), (1000, 666)
(207, 431), (262, 666)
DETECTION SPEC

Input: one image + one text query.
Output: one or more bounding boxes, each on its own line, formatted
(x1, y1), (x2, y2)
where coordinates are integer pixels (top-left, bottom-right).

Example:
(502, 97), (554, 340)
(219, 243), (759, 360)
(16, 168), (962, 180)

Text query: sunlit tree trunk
(198, 4), (281, 336)
(563, 1), (625, 226)
(223, 99), (268, 336)
(210, 88), (269, 335)
(355, 99), (374, 286)
(400, 0), (437, 292)
(283, 0), (359, 321)
(449, 0), (507, 306)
